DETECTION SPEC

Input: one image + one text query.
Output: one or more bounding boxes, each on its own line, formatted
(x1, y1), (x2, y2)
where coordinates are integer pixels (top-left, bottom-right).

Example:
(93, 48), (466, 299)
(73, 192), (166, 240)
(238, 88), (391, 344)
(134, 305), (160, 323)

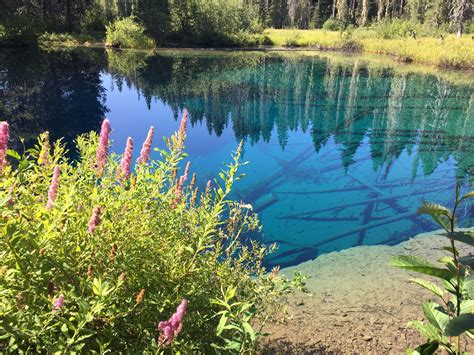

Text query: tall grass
(263, 29), (474, 69)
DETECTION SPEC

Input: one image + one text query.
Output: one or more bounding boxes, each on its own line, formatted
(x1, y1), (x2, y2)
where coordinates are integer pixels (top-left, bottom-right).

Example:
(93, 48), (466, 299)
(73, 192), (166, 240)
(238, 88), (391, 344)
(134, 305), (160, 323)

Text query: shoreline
(29, 34), (474, 71)
(261, 229), (474, 353)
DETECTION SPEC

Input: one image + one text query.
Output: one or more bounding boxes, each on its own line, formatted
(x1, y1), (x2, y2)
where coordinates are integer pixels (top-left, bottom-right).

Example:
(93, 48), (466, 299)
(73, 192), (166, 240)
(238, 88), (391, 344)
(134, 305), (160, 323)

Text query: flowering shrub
(0, 114), (297, 352)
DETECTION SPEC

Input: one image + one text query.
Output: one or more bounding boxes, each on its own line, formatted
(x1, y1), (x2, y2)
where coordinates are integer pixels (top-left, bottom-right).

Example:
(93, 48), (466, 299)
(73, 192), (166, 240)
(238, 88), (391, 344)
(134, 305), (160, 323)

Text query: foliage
(105, 17), (155, 49)
(322, 18), (344, 31)
(0, 119), (299, 352)
(390, 184), (474, 354)
(370, 19), (424, 39)
(168, 0), (261, 46)
(263, 29), (474, 68)
(0, 12), (39, 47)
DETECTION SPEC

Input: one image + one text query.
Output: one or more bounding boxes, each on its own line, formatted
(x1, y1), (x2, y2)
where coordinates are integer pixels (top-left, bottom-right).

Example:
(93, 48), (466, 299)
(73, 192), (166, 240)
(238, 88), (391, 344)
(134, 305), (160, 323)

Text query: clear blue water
(2, 48), (473, 268)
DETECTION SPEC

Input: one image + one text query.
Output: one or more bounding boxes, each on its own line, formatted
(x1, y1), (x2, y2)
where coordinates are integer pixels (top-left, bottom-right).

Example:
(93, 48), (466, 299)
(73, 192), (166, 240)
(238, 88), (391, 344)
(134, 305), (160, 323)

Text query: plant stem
(450, 184), (461, 354)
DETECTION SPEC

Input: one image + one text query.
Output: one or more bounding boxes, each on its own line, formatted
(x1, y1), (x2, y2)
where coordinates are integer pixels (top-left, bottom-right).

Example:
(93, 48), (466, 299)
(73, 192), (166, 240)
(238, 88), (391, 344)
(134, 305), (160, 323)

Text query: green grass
(39, 32), (103, 48)
(263, 29), (474, 69)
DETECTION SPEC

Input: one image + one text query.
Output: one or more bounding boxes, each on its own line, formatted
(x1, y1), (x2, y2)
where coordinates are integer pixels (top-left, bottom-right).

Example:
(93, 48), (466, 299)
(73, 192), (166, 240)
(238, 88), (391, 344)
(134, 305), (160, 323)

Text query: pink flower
(137, 126), (155, 164)
(0, 121), (10, 172)
(175, 175), (185, 203)
(177, 109), (188, 148)
(157, 299), (187, 346)
(53, 294), (65, 309)
(87, 207), (101, 233)
(95, 119), (112, 174)
(46, 166), (60, 209)
(183, 162), (190, 181)
(120, 137), (133, 180)
(206, 180), (211, 194)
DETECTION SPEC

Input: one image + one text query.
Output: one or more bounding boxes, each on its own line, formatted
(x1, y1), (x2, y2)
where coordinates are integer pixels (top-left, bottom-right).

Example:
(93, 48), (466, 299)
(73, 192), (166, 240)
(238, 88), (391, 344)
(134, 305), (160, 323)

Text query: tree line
(1, 0), (471, 46)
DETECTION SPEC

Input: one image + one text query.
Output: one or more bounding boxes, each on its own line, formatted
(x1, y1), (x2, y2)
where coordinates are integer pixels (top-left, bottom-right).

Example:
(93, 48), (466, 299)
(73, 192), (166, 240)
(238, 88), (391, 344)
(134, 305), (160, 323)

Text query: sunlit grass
(263, 29), (474, 69)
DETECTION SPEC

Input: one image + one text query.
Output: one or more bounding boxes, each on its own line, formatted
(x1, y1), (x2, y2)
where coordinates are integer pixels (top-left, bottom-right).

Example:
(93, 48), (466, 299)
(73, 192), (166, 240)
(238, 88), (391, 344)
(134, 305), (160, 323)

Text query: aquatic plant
(0, 116), (299, 352)
(390, 183), (474, 354)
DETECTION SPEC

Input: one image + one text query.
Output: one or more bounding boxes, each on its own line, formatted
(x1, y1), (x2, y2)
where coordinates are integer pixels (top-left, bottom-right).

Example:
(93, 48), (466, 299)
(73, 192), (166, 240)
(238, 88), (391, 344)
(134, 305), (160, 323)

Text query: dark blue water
(2, 47), (473, 268)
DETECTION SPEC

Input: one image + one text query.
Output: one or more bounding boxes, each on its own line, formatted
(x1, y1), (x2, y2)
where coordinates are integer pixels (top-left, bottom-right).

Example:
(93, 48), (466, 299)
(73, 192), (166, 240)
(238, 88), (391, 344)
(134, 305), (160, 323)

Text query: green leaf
(408, 320), (442, 341)
(443, 231), (474, 247)
(6, 149), (21, 160)
(60, 323), (69, 334)
(417, 202), (451, 216)
(460, 300), (474, 314)
(464, 274), (474, 298)
(444, 314), (474, 336)
(414, 341), (439, 355)
(225, 287), (236, 302)
(417, 202), (452, 230)
(422, 302), (449, 332)
(410, 279), (444, 299)
(216, 313), (228, 336)
(242, 322), (256, 342)
(389, 256), (453, 280)
(460, 191), (474, 201)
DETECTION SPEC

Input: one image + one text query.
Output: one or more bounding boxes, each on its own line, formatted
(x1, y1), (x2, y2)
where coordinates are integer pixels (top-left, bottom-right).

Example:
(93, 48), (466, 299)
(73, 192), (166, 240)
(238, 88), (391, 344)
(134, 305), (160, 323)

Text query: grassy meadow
(262, 29), (474, 69)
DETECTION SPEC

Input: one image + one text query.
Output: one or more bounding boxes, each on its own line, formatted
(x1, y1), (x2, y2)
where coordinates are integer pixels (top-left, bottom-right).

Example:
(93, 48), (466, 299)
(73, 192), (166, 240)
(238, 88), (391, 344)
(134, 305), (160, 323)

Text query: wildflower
(0, 121), (9, 172)
(270, 266), (281, 279)
(176, 109), (188, 148)
(137, 126), (154, 164)
(39, 131), (51, 167)
(205, 180), (211, 194)
(157, 299), (188, 346)
(53, 294), (65, 309)
(87, 207), (102, 233)
(46, 166), (60, 210)
(110, 243), (118, 261)
(175, 175), (185, 204)
(95, 119), (112, 174)
(119, 137), (133, 180)
(118, 272), (126, 282)
(190, 173), (197, 190)
(190, 187), (198, 205)
(136, 289), (145, 305)
(183, 162), (191, 181)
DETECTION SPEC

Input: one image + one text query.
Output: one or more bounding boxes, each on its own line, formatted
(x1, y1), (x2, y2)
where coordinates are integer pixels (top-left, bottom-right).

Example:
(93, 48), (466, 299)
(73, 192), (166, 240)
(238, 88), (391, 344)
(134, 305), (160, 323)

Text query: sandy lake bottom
(262, 230), (474, 354)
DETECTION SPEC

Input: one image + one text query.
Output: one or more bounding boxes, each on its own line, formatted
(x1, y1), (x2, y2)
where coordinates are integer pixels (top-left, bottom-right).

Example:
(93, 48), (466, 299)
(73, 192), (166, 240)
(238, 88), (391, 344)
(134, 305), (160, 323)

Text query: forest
(1, 0), (472, 47)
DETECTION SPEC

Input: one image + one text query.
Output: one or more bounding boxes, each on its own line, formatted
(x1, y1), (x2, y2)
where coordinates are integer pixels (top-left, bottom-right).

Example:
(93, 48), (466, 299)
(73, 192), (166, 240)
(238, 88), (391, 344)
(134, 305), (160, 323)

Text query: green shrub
(322, 18), (344, 31)
(105, 17), (155, 49)
(0, 117), (299, 352)
(0, 15), (39, 47)
(390, 185), (474, 354)
(371, 19), (424, 39)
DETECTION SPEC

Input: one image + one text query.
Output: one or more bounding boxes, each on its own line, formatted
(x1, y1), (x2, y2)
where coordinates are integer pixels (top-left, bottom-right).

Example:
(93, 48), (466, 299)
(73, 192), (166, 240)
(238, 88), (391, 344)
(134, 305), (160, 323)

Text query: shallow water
(1, 47), (473, 267)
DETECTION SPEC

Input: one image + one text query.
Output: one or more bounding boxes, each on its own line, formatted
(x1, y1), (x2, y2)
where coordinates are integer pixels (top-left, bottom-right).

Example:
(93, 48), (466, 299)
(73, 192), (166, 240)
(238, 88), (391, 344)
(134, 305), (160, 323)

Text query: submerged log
(254, 192), (279, 213)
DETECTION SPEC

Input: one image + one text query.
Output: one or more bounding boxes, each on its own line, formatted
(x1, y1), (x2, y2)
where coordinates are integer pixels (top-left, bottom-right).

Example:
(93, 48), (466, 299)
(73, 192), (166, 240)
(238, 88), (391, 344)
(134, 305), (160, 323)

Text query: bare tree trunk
(452, 0), (467, 37)
(377, 0), (385, 21)
(360, 0), (369, 25)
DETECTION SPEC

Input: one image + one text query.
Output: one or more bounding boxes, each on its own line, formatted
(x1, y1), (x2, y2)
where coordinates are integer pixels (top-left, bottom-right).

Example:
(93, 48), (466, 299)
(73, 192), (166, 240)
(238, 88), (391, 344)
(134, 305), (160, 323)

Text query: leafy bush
(390, 185), (474, 354)
(0, 117), (298, 352)
(0, 14), (39, 47)
(105, 17), (155, 49)
(322, 18), (344, 32)
(371, 19), (424, 39)
(169, 0), (261, 46)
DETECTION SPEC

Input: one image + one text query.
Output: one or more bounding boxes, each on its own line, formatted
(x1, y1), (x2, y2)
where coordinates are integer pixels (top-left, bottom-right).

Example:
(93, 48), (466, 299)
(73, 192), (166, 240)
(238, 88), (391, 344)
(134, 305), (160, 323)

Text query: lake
(1, 47), (473, 268)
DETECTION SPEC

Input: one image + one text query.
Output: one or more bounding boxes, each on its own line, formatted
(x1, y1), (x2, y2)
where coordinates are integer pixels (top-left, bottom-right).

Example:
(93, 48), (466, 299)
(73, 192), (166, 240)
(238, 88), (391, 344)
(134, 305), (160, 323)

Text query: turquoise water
(2, 48), (473, 267)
